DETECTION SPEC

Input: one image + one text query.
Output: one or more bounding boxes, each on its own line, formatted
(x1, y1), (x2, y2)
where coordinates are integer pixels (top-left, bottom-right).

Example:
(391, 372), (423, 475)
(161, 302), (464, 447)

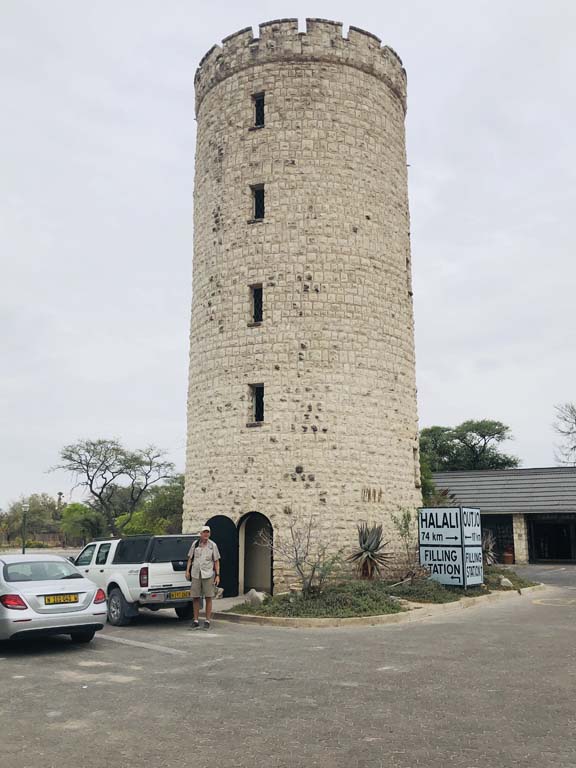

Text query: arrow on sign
(449, 576), (460, 581)
(445, 536), (458, 541)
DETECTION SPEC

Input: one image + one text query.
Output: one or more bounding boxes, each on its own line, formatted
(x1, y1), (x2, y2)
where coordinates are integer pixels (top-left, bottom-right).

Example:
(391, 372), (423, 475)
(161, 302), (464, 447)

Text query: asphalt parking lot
(514, 562), (576, 588)
(2, 566), (576, 768)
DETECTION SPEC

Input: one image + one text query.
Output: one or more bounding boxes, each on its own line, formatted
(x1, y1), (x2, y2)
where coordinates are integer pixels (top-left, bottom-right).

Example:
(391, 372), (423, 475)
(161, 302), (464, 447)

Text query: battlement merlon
(194, 18), (407, 115)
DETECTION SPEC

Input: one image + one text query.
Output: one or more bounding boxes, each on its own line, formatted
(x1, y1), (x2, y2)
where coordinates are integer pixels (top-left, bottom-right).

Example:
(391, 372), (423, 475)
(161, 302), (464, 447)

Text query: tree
(259, 515), (342, 596)
(419, 454), (437, 504)
(420, 420), (519, 472)
(553, 402), (576, 465)
(2, 494), (59, 544)
(117, 476), (184, 535)
(136, 475), (184, 534)
(0, 510), (8, 541)
(55, 439), (176, 535)
(419, 426), (458, 472)
(390, 509), (418, 571)
(60, 503), (107, 543)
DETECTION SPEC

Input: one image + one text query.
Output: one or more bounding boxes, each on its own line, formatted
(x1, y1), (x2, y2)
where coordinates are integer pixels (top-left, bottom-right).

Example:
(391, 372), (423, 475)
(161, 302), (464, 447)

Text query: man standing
(185, 525), (221, 630)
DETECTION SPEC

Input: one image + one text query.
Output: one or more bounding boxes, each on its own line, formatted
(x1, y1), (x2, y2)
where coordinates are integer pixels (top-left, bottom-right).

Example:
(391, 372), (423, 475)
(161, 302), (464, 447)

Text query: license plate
(44, 594), (79, 605)
(169, 590), (190, 600)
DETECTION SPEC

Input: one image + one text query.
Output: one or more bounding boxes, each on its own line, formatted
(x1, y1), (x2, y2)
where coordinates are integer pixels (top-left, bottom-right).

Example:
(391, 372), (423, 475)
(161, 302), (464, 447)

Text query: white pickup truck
(73, 534), (198, 626)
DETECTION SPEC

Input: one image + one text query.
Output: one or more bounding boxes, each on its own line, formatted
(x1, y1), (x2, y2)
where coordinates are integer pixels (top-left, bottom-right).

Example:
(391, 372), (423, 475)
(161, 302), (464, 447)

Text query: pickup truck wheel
(175, 604), (194, 620)
(108, 588), (133, 626)
(70, 630), (96, 644)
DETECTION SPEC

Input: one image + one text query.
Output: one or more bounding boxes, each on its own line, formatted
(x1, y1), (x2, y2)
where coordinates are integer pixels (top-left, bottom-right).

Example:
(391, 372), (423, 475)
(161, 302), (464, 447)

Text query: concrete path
(216, 594), (248, 611)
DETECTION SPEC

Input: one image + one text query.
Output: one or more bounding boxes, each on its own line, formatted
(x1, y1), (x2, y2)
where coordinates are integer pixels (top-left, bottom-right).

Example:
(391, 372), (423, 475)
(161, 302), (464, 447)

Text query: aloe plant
(348, 522), (392, 579)
(482, 530), (499, 566)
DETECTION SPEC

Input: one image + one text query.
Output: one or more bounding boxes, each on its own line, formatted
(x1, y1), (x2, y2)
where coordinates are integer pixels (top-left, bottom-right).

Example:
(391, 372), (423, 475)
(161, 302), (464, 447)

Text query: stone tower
(184, 18), (421, 596)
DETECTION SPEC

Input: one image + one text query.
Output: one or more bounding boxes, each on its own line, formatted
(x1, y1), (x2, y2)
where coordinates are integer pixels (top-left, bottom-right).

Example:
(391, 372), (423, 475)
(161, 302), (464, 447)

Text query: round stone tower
(184, 18), (421, 596)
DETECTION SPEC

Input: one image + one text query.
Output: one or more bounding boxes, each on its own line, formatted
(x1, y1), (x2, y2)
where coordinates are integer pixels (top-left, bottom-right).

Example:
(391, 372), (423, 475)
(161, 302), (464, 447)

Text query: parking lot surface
(2, 566), (575, 768)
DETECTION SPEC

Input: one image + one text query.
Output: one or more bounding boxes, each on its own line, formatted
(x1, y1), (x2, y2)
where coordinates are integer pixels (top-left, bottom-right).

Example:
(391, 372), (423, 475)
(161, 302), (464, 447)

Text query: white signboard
(419, 507), (484, 588)
(419, 508), (462, 546)
(420, 546), (464, 584)
(463, 546), (484, 586)
(461, 507), (482, 546)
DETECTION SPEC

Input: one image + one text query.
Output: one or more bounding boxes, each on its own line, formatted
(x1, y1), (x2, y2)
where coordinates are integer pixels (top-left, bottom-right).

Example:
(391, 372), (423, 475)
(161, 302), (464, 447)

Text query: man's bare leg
(193, 597), (201, 622)
(205, 597), (213, 622)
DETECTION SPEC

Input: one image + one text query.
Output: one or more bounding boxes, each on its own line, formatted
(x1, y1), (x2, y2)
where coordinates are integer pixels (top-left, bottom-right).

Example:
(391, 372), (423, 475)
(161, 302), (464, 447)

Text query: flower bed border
(212, 584), (546, 628)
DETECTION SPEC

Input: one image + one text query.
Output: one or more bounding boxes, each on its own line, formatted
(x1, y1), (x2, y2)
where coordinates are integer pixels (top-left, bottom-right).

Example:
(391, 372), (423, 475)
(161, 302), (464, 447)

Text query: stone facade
(512, 514), (529, 564)
(184, 19), (421, 589)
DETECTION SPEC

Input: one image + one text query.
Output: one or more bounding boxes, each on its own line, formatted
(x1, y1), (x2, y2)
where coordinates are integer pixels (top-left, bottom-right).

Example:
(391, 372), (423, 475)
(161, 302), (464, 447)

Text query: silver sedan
(0, 554), (107, 643)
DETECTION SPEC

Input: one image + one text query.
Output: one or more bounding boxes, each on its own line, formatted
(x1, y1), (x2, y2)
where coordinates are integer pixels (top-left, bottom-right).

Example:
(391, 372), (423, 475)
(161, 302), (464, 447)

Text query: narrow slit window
(252, 185), (265, 220)
(254, 93), (265, 127)
(251, 284), (263, 323)
(413, 446), (421, 488)
(251, 384), (265, 423)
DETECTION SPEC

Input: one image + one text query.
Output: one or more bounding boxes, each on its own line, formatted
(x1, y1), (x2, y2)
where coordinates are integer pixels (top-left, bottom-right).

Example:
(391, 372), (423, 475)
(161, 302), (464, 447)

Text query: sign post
(418, 507), (483, 588)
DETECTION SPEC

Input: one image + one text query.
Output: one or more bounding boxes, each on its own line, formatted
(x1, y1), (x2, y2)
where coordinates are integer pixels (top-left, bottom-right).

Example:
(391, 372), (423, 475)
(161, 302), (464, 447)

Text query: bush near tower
(231, 566), (535, 618)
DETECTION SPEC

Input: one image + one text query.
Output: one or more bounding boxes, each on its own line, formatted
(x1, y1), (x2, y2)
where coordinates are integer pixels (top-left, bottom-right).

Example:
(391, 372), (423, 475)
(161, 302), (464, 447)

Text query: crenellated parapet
(195, 18), (407, 113)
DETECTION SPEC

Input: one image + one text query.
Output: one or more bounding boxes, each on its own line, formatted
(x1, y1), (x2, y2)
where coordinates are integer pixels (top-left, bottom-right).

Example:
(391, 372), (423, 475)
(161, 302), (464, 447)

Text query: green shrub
(388, 567), (534, 602)
(232, 579), (404, 618)
(231, 567), (536, 618)
(347, 522), (392, 579)
(386, 578), (462, 603)
(483, 566), (535, 590)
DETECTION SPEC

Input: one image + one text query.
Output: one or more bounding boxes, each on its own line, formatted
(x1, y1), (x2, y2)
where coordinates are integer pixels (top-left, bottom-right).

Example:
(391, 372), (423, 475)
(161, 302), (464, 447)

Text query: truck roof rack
(91, 536), (119, 542)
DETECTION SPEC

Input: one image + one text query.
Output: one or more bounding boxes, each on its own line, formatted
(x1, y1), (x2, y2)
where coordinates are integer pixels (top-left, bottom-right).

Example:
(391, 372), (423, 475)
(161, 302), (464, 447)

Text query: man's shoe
(190, 620), (200, 630)
(203, 620), (211, 630)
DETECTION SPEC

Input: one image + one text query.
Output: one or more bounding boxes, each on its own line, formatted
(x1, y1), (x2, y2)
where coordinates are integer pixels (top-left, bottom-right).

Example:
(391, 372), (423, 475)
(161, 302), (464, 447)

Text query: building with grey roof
(433, 467), (576, 564)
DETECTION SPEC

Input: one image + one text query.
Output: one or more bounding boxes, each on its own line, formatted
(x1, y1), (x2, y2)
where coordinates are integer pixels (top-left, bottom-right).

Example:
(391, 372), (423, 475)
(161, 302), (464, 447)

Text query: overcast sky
(1, 1), (575, 510)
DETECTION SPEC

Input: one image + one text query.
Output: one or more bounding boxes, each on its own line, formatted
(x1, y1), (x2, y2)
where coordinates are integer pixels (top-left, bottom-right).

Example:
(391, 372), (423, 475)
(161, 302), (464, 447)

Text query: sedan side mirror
(68, 556), (76, 564)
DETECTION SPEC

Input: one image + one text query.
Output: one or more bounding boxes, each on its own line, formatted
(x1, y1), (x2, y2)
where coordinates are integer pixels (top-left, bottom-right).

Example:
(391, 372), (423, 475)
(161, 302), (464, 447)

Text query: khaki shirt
(188, 540), (220, 579)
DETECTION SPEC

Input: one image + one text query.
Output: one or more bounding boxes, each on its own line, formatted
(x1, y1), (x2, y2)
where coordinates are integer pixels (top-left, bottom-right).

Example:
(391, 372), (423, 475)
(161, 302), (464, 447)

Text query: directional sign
(419, 546), (463, 585)
(461, 507), (482, 546)
(419, 507), (484, 588)
(419, 507), (462, 546)
(463, 546), (484, 586)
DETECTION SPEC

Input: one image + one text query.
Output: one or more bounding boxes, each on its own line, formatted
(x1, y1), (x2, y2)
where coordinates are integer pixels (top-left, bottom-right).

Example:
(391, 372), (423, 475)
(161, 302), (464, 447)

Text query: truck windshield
(148, 536), (197, 563)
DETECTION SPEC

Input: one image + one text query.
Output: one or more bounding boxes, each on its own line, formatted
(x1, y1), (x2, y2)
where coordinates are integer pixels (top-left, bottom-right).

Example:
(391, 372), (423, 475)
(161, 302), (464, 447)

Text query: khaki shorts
(191, 576), (215, 598)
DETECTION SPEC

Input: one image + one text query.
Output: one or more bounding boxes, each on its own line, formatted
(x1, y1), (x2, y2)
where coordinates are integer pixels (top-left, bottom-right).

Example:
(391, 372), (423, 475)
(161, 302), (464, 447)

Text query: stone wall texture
(184, 18), (422, 580)
(512, 514), (529, 564)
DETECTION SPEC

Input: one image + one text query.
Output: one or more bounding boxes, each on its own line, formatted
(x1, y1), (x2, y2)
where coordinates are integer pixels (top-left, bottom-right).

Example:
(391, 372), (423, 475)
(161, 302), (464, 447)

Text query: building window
(250, 284), (263, 323)
(252, 185), (265, 220)
(253, 93), (265, 127)
(250, 384), (265, 423)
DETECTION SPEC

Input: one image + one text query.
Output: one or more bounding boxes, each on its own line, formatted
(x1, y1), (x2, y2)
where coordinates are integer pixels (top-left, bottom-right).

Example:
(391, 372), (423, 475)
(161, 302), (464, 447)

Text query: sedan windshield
(3, 561), (83, 582)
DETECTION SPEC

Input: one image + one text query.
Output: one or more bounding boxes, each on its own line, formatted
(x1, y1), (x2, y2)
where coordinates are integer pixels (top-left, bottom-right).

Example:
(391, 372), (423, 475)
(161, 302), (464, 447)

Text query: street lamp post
(21, 503), (30, 555)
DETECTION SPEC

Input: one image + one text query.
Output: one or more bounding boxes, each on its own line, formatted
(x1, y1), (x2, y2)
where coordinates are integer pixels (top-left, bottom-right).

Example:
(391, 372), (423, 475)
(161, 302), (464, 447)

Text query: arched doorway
(205, 515), (239, 597)
(238, 512), (273, 594)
